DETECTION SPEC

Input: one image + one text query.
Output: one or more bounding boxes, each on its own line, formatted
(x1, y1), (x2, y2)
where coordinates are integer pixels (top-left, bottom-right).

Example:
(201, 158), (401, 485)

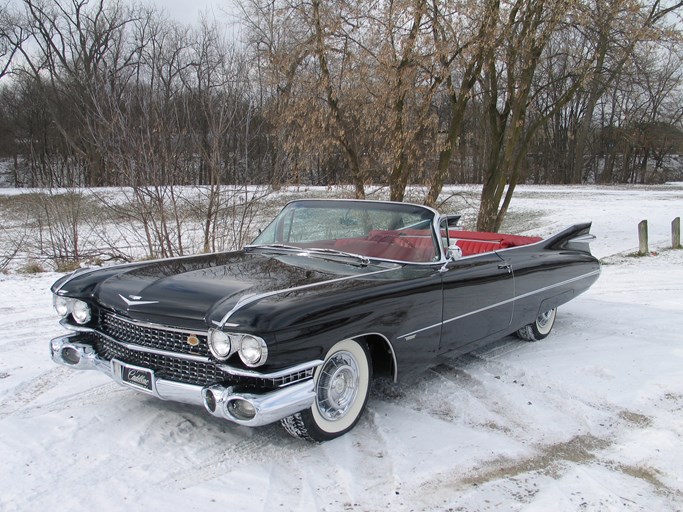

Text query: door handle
(498, 263), (512, 274)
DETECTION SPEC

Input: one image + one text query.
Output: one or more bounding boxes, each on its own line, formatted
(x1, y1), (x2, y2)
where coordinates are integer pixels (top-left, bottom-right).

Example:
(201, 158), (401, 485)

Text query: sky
(148, 0), (232, 25)
(4, 0), (243, 47)
(6, 0), (237, 27)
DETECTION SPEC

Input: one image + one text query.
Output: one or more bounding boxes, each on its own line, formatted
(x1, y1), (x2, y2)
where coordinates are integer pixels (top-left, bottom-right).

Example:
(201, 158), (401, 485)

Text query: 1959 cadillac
(50, 199), (600, 441)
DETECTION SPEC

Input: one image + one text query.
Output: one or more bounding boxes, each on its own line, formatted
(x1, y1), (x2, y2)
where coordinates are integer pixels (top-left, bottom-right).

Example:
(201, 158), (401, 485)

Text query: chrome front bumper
(50, 333), (317, 427)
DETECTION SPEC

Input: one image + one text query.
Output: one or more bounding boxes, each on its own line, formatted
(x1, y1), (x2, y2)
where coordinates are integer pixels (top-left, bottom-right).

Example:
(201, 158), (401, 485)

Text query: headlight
(71, 300), (92, 324)
(53, 295), (70, 317)
(53, 295), (92, 324)
(208, 329), (232, 359)
(239, 335), (268, 367)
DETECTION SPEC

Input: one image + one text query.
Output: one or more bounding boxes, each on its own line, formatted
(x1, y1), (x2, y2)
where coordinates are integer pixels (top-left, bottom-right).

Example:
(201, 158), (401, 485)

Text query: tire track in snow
(355, 407), (403, 501)
(400, 433), (609, 509)
(0, 322), (60, 353)
(0, 366), (72, 420)
(8, 381), (123, 419)
(413, 347), (620, 456)
(156, 426), (285, 491)
(427, 362), (534, 434)
(394, 387), (678, 510)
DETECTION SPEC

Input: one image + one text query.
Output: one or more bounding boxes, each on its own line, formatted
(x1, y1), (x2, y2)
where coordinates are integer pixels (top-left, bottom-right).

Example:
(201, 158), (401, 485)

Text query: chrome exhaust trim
(50, 334), (112, 373)
(202, 380), (316, 427)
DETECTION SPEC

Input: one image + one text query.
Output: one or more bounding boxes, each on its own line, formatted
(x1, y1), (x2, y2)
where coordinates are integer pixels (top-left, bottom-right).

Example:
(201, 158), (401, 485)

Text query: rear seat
(449, 230), (542, 256)
(455, 239), (501, 256)
(499, 234), (542, 247)
(332, 229), (540, 260)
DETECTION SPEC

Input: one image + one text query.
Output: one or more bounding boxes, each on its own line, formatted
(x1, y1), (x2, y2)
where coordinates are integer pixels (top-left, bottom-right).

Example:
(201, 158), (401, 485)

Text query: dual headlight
(53, 295), (92, 325)
(208, 329), (268, 367)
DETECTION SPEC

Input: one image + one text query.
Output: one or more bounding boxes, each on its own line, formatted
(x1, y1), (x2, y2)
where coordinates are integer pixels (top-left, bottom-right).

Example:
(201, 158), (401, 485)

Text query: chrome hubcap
(316, 351), (359, 421)
(537, 311), (553, 328)
(536, 309), (556, 334)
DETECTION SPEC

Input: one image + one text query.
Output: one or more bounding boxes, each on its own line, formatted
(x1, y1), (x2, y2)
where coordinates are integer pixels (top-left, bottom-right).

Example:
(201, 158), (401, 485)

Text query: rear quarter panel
(499, 244), (600, 332)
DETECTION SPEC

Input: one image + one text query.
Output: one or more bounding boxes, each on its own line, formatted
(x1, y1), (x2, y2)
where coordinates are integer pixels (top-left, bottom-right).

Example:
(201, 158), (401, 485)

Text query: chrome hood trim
(215, 265), (401, 328)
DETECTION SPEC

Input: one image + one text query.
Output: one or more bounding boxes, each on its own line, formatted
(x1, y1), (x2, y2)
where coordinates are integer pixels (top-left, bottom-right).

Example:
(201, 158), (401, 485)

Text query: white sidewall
(536, 309), (557, 336)
(311, 339), (370, 434)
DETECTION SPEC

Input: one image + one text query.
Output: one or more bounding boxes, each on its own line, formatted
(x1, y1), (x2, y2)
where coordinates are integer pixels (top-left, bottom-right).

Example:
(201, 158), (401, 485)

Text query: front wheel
(281, 338), (372, 442)
(516, 308), (557, 341)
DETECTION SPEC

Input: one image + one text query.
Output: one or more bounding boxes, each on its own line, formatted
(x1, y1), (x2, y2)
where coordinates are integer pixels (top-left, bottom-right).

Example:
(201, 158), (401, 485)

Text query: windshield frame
(247, 199), (445, 266)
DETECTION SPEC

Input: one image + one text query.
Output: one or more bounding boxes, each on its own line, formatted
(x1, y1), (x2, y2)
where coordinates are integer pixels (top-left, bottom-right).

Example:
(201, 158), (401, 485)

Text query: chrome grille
(93, 313), (315, 389)
(269, 369), (315, 388)
(101, 313), (209, 357)
(95, 335), (222, 386)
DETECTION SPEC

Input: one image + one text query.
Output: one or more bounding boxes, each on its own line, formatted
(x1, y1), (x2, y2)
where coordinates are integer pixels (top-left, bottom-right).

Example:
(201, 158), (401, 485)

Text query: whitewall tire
(516, 308), (557, 341)
(281, 338), (372, 442)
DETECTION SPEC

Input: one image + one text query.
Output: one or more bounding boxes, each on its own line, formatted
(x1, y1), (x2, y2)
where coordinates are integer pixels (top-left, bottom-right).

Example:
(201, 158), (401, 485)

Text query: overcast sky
(149, 0), (231, 24)
(6, 0), (238, 27)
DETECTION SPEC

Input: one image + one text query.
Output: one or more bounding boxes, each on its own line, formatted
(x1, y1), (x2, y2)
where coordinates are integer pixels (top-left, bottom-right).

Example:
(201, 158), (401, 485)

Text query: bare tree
(180, 17), (262, 252)
(569, 0), (683, 184)
(15, 0), (141, 186)
(240, 0), (438, 200)
(475, 0), (581, 231)
(0, 1), (28, 80)
(423, 0), (500, 206)
(0, 222), (29, 272)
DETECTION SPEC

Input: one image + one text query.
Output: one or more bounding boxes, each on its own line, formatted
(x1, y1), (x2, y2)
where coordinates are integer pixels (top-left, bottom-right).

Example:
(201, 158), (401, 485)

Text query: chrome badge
(187, 335), (200, 347)
(118, 294), (159, 306)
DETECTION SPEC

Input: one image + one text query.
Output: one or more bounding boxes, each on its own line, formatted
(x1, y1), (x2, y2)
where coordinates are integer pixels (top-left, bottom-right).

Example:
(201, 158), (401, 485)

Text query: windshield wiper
(245, 243), (303, 252)
(246, 244), (371, 266)
(305, 248), (371, 266)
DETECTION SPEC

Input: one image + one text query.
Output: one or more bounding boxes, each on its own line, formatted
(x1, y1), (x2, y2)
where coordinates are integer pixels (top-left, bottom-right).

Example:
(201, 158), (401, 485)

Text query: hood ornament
(118, 294), (159, 306)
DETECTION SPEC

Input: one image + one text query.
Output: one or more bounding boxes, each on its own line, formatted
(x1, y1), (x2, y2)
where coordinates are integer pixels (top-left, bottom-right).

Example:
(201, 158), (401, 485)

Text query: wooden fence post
(673, 217), (681, 249)
(638, 220), (649, 255)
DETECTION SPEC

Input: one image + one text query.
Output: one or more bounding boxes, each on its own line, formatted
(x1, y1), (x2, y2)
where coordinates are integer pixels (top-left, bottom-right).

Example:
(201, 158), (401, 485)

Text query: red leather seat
(449, 230), (542, 251)
(455, 240), (501, 256)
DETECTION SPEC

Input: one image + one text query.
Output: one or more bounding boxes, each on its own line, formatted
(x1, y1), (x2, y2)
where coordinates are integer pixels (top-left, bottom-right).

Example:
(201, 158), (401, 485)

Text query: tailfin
(543, 223), (595, 253)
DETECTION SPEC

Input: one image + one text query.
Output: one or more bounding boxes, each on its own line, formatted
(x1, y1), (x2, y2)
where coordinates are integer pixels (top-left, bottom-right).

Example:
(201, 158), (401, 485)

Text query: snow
(1, 184), (682, 511)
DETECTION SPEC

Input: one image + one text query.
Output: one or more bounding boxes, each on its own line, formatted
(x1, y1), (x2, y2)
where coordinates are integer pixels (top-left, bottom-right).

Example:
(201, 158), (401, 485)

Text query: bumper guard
(50, 333), (317, 427)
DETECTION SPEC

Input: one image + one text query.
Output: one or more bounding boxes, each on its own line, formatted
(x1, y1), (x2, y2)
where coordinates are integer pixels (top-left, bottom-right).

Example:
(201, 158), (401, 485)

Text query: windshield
(250, 200), (439, 263)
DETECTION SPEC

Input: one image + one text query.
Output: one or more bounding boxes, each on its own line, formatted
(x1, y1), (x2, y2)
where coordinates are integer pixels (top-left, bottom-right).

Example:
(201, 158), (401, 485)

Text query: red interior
(448, 230), (542, 256)
(295, 229), (542, 262)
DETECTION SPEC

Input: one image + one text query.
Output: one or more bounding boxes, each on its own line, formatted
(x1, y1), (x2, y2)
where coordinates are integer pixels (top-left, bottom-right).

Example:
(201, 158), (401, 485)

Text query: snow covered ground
(0, 184), (682, 511)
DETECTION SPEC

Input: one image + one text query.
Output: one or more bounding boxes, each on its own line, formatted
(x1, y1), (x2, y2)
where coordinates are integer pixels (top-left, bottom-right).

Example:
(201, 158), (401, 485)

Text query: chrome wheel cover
(315, 351), (360, 421)
(536, 309), (556, 335)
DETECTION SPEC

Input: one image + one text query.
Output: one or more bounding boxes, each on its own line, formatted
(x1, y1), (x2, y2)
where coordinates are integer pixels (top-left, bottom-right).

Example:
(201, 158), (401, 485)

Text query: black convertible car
(50, 199), (600, 441)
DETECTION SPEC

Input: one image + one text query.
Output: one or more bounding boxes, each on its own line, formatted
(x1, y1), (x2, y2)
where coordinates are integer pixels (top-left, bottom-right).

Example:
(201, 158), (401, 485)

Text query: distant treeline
(1, 0), (682, 230)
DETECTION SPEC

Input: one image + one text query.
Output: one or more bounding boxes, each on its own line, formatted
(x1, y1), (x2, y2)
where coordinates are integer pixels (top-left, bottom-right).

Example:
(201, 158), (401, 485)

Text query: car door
(437, 219), (515, 354)
(438, 253), (514, 353)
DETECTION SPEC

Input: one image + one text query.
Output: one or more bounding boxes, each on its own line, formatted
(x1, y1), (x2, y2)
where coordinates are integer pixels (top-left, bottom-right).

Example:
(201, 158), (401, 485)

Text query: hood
(55, 251), (393, 329)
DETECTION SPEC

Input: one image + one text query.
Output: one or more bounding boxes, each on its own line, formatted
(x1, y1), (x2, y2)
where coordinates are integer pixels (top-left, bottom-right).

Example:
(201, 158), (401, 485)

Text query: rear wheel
(516, 308), (557, 341)
(281, 338), (372, 442)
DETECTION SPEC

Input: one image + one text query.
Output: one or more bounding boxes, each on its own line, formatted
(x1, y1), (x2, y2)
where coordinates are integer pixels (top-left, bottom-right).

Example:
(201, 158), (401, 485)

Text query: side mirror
(447, 244), (462, 260)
